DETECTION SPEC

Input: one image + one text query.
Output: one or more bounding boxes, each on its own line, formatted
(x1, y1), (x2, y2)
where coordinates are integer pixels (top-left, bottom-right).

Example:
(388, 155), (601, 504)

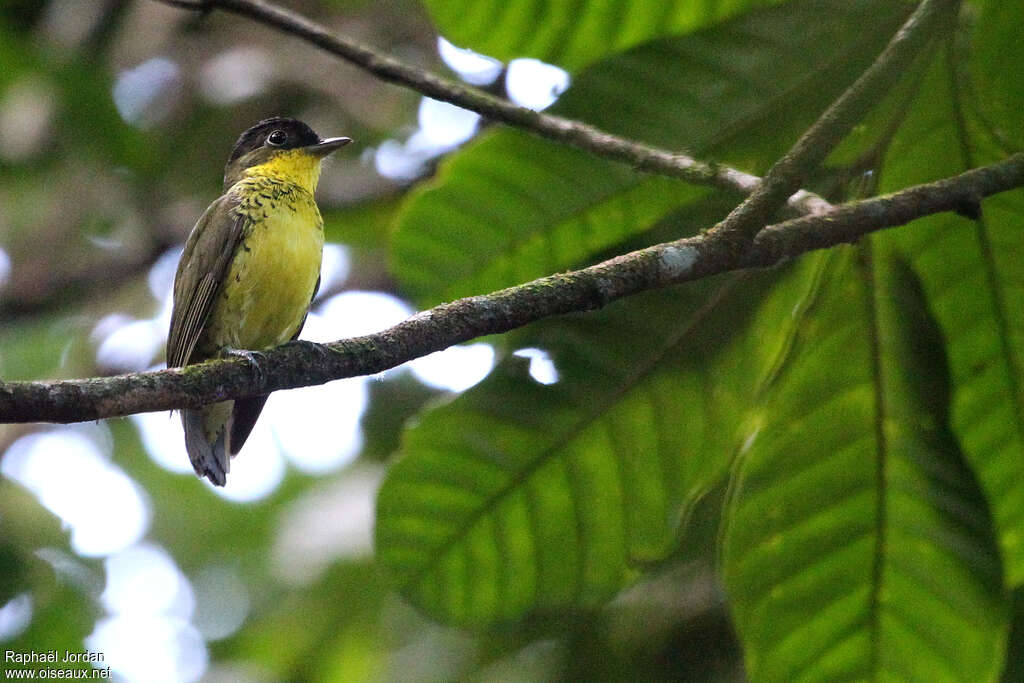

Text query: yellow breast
(206, 180), (324, 351)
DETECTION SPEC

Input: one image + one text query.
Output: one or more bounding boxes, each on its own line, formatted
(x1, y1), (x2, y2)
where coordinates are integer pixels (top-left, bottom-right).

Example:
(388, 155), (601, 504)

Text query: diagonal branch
(154, 0), (832, 216)
(704, 0), (960, 253)
(3, 153), (1021, 424)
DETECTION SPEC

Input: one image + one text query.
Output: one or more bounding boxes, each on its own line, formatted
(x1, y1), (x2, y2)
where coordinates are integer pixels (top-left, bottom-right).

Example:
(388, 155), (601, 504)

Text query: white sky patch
(0, 593), (32, 641)
(92, 250), (177, 372)
(438, 37), (503, 85)
(1, 428), (150, 557)
(311, 291), (414, 340)
(132, 410), (193, 475)
(87, 615), (206, 683)
(148, 247), (182, 302)
(199, 48), (275, 105)
(418, 97), (480, 148)
(273, 466), (382, 585)
(506, 58), (570, 111)
(267, 380), (367, 475)
(101, 544), (195, 619)
(89, 543), (206, 682)
(95, 318), (165, 372)
(513, 347), (559, 385)
(207, 418), (286, 503)
(112, 57), (181, 128)
(315, 243), (351, 301)
(373, 139), (431, 182)
(409, 343), (495, 392)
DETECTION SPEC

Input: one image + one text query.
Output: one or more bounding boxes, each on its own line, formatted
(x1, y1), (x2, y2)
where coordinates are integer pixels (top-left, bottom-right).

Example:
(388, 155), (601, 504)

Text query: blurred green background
(0, 1), (742, 680)
(3, 0), (1024, 681)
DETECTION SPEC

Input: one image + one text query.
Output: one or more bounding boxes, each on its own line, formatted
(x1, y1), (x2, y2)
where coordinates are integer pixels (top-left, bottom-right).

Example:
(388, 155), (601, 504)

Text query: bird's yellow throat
(242, 148), (324, 194)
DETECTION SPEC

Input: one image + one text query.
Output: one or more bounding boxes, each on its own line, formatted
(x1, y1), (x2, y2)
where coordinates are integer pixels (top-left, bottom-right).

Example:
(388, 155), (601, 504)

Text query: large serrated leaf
(393, 0), (910, 307)
(720, 248), (1007, 682)
(422, 0), (787, 72)
(878, 49), (1024, 583)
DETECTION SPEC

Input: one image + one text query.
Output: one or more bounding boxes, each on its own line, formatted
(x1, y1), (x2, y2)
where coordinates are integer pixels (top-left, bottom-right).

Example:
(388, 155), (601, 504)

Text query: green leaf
(379, 197), (779, 625)
(969, 0), (1024, 150)
(721, 248), (1008, 682)
(377, 286), (740, 624)
(878, 49), (1024, 583)
(393, 0), (911, 306)
(422, 0), (788, 72)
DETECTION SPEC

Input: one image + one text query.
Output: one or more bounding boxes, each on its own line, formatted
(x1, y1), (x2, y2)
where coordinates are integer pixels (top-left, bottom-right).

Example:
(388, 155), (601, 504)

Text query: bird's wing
(167, 194), (247, 368)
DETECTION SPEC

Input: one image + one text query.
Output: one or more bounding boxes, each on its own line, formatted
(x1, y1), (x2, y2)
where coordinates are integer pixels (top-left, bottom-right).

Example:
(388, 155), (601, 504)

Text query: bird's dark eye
(266, 130), (287, 146)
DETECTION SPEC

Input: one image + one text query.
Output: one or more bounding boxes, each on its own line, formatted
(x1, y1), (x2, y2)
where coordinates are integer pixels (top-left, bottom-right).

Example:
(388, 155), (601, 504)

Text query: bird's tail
(182, 403), (231, 486)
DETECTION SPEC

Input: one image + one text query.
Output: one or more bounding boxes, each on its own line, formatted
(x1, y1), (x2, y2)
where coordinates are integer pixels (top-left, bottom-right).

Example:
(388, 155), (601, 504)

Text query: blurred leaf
(392, 0), (910, 306)
(1005, 588), (1024, 682)
(721, 248), (1007, 682)
(421, 0), (787, 71)
(322, 194), (404, 249)
(376, 290), (732, 624)
(969, 0), (1024, 151)
(878, 49), (1024, 583)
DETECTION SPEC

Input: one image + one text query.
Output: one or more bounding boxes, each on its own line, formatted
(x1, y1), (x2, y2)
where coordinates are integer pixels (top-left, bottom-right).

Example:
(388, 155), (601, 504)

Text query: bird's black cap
(228, 117), (322, 163)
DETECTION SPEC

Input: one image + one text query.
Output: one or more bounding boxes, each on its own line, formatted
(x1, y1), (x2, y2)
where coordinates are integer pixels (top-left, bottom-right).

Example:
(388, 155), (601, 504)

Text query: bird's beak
(306, 136), (353, 157)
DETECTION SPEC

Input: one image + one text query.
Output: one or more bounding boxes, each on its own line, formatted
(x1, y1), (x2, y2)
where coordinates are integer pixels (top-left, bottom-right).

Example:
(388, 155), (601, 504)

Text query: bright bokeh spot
(87, 615), (206, 683)
(112, 57), (181, 128)
(273, 466), (382, 585)
(312, 290), (413, 339)
(513, 347), (559, 385)
(101, 544), (195, 618)
(208, 418), (286, 503)
(89, 544), (205, 682)
(191, 567), (250, 641)
(148, 247), (182, 301)
(409, 343), (495, 392)
(506, 58), (570, 111)
(0, 593), (32, 641)
(315, 243), (351, 300)
(199, 48), (275, 105)
(438, 37), (503, 85)
(268, 380), (367, 475)
(0, 247), (10, 290)
(1, 428), (150, 557)
(418, 97), (480, 148)
(132, 409), (193, 475)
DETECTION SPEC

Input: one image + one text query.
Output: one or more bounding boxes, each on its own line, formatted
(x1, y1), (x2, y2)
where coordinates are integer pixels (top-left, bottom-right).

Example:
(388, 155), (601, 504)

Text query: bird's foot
(224, 348), (268, 387)
(284, 339), (336, 366)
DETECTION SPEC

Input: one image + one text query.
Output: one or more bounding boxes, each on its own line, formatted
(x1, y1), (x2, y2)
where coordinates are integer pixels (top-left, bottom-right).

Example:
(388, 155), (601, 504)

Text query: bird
(166, 117), (351, 485)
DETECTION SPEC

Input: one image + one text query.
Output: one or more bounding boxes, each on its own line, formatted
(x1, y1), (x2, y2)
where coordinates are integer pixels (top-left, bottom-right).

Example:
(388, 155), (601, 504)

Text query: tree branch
(3, 153), (1021, 424)
(154, 0), (833, 216)
(705, 0), (959, 252)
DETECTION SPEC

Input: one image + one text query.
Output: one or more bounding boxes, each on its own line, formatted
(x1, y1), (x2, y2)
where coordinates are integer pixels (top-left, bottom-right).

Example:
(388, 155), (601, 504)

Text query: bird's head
(223, 117), (351, 191)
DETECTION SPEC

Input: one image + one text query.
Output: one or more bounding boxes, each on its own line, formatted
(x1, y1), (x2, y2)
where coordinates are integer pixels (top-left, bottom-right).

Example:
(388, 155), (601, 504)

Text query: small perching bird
(166, 117), (351, 485)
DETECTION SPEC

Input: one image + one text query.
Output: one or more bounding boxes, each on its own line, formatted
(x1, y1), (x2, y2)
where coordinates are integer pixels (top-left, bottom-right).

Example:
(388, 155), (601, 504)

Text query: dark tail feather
(183, 408), (228, 486)
(228, 395), (269, 456)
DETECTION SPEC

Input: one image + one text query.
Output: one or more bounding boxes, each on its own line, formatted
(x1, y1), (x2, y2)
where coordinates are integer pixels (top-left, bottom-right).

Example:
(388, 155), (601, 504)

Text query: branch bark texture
(157, 0), (833, 216)
(705, 0), (959, 251)
(4, 154), (1021, 424)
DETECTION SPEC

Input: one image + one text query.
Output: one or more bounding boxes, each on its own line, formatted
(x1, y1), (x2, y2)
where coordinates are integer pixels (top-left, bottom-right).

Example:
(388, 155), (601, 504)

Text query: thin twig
(154, 0), (833, 216)
(2, 153), (1021, 424)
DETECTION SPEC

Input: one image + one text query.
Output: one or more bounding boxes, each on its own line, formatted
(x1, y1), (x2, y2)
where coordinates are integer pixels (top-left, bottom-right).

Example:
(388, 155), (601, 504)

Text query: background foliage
(1, 0), (1023, 681)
